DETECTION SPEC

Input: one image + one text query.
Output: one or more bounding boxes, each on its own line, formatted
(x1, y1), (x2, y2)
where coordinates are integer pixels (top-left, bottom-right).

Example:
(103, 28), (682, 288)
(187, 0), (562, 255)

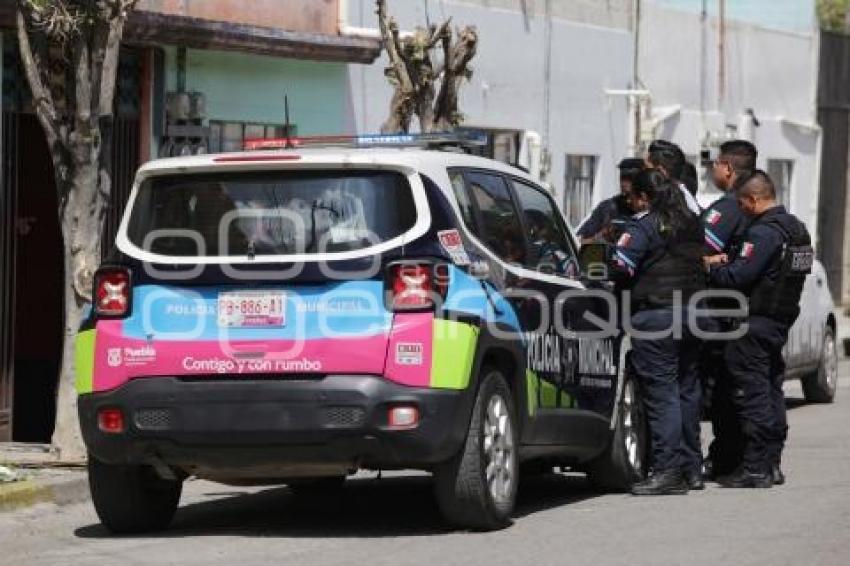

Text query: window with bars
(563, 155), (598, 228)
(208, 121), (296, 153)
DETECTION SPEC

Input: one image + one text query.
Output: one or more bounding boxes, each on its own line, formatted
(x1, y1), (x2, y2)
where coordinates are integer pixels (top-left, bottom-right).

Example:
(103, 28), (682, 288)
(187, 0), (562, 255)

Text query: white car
(783, 260), (839, 403)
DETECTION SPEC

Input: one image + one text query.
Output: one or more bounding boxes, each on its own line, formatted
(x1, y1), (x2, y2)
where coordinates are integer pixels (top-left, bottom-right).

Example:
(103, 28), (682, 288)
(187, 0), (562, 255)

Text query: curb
(0, 474), (89, 513)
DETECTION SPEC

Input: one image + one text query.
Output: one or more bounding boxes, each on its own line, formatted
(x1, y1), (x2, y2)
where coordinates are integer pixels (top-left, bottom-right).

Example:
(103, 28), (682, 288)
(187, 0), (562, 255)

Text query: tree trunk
(51, 153), (105, 461)
(381, 88), (414, 134)
(16, 3), (131, 461)
(52, 256), (88, 462)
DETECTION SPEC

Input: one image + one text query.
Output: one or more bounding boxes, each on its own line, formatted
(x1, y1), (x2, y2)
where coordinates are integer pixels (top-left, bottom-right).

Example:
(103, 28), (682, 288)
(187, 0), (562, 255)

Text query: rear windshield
(126, 170), (417, 257)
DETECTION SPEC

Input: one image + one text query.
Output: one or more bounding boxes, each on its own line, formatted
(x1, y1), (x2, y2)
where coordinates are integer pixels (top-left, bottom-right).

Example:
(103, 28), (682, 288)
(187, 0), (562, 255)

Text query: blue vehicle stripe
(123, 281), (392, 341)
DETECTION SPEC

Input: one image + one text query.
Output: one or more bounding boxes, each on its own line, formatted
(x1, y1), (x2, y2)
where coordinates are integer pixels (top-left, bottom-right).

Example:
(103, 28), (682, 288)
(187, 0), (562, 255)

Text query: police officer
(645, 139), (702, 215)
(577, 158), (644, 245)
(704, 140), (757, 255)
(682, 161), (699, 198)
(701, 140), (758, 481)
(611, 169), (706, 495)
(704, 171), (813, 487)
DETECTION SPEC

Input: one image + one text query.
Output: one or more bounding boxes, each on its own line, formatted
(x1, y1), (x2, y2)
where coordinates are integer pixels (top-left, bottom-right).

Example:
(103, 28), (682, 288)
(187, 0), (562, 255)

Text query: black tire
(802, 325), (839, 404)
(88, 456), (182, 534)
(586, 367), (648, 491)
(434, 368), (518, 531)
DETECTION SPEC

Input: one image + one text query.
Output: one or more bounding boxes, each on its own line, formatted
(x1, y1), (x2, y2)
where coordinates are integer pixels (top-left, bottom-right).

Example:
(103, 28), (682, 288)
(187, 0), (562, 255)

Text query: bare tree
(376, 0), (478, 134)
(16, 0), (138, 461)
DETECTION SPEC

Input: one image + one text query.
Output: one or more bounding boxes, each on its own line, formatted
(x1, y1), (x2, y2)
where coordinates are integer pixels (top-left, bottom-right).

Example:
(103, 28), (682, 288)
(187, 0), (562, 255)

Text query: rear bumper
(79, 375), (473, 479)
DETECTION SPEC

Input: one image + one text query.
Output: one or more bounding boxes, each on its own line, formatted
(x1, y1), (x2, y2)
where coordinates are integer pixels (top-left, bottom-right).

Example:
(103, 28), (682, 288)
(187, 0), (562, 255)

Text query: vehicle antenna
(284, 95), (295, 149)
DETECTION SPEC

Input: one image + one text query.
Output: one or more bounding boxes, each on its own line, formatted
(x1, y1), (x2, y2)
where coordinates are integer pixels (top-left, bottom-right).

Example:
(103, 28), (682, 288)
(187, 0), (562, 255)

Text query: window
(208, 121), (296, 153)
(767, 159), (793, 209)
(512, 179), (579, 276)
(127, 171), (416, 257)
(463, 171), (526, 264)
(564, 155), (598, 228)
(448, 171), (478, 232)
(457, 128), (522, 166)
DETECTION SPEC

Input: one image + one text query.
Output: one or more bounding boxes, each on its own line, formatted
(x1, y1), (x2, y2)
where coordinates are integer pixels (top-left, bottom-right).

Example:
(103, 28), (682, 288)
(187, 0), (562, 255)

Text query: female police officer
(610, 169), (707, 495)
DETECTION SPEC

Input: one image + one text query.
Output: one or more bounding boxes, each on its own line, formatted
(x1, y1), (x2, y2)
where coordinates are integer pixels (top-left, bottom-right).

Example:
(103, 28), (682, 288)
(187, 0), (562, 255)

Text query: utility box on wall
(160, 91), (209, 157)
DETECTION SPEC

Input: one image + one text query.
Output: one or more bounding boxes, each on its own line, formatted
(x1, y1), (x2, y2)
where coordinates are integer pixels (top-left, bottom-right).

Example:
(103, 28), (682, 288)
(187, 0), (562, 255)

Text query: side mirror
(578, 242), (613, 281)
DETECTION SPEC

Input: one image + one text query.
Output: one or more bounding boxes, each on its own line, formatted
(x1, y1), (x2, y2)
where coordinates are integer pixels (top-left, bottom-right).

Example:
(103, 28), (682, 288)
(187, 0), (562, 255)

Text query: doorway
(10, 113), (63, 442)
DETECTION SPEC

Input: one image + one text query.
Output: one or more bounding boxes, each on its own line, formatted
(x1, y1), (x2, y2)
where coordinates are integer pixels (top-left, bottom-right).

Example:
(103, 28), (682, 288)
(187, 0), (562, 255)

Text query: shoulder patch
(617, 232), (632, 248)
(706, 209), (722, 225)
(740, 242), (755, 259)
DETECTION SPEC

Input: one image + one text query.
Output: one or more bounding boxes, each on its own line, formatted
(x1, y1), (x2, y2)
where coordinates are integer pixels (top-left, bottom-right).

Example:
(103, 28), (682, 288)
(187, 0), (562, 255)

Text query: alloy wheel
(622, 378), (644, 476)
(483, 394), (516, 506)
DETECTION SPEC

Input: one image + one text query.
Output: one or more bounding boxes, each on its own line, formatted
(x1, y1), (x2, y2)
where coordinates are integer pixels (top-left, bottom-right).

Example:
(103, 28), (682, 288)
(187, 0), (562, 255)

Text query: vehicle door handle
(817, 278), (823, 287)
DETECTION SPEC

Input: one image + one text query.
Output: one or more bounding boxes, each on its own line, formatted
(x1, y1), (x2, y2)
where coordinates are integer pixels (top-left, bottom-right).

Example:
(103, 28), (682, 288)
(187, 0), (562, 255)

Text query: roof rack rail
(243, 130), (488, 152)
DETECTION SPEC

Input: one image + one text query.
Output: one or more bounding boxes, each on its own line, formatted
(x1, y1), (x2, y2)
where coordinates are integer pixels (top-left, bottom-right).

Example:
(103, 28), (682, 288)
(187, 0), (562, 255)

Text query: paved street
(2, 361), (849, 566)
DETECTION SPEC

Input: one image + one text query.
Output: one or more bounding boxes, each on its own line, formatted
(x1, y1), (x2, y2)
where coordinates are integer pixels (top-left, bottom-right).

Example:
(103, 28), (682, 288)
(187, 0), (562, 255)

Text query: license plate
(217, 291), (286, 328)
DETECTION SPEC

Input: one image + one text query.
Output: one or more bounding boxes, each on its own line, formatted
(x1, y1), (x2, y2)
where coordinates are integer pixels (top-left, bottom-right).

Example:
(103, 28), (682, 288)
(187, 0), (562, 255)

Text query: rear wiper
(247, 239), (256, 260)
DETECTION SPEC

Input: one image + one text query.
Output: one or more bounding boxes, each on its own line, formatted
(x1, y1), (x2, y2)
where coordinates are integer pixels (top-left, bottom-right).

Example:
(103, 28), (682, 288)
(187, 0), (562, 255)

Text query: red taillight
(97, 408), (125, 434)
(390, 264), (434, 310)
(388, 263), (451, 311)
(94, 268), (131, 317)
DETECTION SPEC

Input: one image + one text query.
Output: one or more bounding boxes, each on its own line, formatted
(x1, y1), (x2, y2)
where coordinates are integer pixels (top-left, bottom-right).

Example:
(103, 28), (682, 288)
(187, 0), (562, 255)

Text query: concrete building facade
(638, 0), (821, 236)
(344, 1), (822, 238)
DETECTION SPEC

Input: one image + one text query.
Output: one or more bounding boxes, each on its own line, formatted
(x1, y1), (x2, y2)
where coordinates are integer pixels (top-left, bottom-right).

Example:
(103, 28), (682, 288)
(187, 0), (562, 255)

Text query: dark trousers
(704, 322), (744, 475)
(630, 308), (702, 474)
(722, 315), (790, 474)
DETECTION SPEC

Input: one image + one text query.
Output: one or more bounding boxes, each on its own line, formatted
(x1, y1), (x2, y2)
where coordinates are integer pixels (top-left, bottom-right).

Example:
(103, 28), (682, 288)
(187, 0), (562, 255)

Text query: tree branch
(98, 7), (129, 116)
(434, 25), (478, 130)
(377, 0), (414, 93)
(16, 8), (63, 150)
(75, 39), (91, 119)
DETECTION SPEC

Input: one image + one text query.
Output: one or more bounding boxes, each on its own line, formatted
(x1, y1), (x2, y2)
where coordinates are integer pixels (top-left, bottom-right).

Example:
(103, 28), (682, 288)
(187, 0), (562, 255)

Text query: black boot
(718, 467), (772, 489)
(703, 457), (738, 482)
(771, 464), (785, 486)
(683, 468), (705, 491)
(631, 470), (689, 496)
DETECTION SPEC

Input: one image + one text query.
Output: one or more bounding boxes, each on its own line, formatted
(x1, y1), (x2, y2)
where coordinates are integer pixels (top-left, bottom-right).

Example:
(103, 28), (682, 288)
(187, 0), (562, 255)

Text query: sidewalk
(0, 444), (88, 512)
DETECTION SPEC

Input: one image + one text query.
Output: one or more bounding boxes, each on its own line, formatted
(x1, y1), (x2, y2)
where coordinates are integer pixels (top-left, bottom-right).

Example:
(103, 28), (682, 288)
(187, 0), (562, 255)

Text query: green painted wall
(164, 47), (350, 136)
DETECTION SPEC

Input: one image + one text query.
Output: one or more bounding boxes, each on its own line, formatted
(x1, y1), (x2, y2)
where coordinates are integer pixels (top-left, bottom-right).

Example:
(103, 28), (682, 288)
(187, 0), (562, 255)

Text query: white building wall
(342, 0), (820, 234)
(344, 0), (634, 224)
(639, 1), (820, 233)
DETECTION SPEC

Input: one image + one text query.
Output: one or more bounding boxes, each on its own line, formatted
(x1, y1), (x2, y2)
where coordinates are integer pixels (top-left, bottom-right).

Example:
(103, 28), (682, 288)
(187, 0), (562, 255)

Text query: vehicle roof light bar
(243, 131), (488, 152)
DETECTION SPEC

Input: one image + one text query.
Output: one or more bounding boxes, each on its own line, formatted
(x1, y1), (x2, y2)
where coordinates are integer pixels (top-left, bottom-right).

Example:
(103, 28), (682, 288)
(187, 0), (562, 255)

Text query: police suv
(77, 135), (643, 533)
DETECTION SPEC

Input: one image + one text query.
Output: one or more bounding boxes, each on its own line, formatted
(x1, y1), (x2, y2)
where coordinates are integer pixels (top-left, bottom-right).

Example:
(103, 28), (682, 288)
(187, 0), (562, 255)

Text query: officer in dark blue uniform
(577, 158), (643, 244)
(645, 139), (701, 215)
(704, 171), (813, 487)
(611, 169), (706, 495)
(701, 140), (758, 481)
